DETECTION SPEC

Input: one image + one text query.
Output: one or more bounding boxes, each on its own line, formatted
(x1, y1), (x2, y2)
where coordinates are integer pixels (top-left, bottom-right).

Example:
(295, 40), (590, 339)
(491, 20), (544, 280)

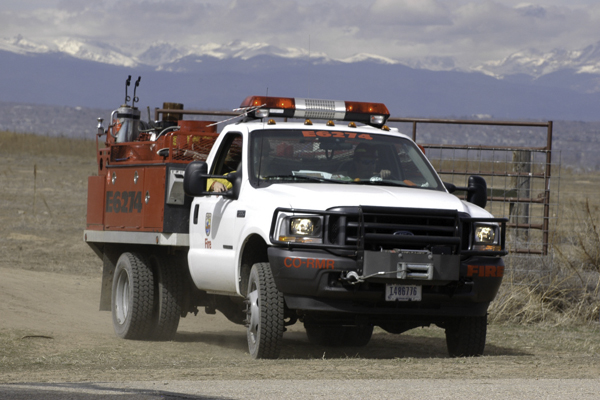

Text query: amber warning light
(239, 96), (390, 127)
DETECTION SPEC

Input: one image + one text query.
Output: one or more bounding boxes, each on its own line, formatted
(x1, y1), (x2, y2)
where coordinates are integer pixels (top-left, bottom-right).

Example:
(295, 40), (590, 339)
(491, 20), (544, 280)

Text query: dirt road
(2, 379), (600, 400)
(1, 264), (600, 385)
(1, 139), (599, 397)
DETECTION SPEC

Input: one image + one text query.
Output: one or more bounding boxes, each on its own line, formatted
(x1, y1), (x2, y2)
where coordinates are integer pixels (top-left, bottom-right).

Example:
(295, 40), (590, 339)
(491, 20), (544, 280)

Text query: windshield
(250, 129), (443, 190)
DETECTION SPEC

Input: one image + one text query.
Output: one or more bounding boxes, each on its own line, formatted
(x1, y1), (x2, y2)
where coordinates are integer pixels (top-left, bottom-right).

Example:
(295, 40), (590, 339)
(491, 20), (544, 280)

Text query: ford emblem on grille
(394, 230), (414, 236)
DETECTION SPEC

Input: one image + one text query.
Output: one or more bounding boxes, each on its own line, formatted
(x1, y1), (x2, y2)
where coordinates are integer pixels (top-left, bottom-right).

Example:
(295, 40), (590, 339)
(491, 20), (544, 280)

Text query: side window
(212, 133), (243, 175)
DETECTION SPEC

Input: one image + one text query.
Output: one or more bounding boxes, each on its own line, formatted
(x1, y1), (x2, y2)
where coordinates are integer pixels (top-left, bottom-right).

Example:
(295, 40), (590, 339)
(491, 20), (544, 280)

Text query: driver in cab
(347, 144), (391, 181)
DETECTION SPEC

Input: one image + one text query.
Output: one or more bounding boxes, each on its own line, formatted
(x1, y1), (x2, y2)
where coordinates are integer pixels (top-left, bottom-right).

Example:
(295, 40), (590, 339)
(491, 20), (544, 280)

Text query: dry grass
(0, 130), (99, 276)
(0, 130), (96, 157)
(489, 188), (600, 325)
(489, 267), (600, 325)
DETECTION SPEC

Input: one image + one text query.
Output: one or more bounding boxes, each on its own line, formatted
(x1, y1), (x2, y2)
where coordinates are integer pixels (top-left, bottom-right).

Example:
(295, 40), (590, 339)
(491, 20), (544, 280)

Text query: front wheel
(245, 263), (284, 359)
(445, 315), (487, 357)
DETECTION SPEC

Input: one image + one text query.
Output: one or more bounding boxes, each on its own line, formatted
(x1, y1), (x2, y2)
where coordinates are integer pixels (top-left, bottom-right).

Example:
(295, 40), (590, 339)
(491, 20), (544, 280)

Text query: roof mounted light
(239, 95), (390, 127)
(255, 109), (269, 118)
(370, 115), (386, 126)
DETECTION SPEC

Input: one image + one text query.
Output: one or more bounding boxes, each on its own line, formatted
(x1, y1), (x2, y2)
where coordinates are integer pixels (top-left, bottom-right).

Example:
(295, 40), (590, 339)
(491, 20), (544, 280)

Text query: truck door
(188, 133), (244, 294)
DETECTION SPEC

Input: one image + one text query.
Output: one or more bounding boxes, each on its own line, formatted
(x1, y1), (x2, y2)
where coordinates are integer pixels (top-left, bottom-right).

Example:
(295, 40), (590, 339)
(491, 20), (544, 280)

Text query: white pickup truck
(85, 92), (507, 359)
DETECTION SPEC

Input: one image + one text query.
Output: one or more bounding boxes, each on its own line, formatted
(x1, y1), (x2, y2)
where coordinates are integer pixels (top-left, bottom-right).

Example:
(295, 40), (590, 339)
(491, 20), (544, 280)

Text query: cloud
(354, 1), (599, 67)
(2, 0), (600, 71)
(516, 4), (547, 18)
(369, 0), (452, 26)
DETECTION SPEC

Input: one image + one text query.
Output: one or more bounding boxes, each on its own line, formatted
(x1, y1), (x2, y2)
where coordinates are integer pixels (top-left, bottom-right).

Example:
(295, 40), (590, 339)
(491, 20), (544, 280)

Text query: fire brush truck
(84, 77), (507, 359)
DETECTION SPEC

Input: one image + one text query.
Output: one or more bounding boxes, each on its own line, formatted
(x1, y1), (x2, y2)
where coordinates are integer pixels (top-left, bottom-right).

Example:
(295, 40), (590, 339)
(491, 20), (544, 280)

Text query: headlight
(473, 224), (500, 251)
(475, 225), (495, 243)
(290, 218), (319, 236)
(278, 216), (323, 243)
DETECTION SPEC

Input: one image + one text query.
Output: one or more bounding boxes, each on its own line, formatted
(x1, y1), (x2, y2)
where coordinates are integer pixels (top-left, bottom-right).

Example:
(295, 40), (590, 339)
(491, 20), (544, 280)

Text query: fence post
(509, 150), (531, 246)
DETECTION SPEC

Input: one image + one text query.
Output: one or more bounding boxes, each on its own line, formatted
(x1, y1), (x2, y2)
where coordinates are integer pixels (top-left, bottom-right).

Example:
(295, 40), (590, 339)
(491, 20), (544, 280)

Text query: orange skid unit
(86, 120), (217, 233)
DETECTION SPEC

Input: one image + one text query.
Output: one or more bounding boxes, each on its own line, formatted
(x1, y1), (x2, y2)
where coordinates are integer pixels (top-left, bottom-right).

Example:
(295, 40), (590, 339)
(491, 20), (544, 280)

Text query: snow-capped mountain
(0, 35), (316, 68)
(475, 42), (600, 79)
(5, 33), (600, 82)
(55, 38), (138, 68)
(1, 34), (51, 55)
(3, 34), (600, 121)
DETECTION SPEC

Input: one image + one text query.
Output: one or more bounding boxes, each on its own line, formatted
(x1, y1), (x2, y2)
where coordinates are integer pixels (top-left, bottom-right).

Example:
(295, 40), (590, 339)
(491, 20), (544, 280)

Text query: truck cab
(182, 96), (507, 358)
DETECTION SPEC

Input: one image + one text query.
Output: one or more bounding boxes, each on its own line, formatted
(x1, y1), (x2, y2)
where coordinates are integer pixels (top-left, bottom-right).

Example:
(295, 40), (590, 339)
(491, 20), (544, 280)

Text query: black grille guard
(269, 206), (508, 256)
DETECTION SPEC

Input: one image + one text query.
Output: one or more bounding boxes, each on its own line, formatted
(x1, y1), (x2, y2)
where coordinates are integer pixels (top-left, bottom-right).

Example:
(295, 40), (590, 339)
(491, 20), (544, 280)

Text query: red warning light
(239, 96), (389, 126)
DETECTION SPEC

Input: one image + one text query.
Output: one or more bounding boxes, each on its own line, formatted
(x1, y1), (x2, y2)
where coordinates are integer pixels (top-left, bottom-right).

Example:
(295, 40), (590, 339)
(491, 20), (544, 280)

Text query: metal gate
(387, 117), (554, 256)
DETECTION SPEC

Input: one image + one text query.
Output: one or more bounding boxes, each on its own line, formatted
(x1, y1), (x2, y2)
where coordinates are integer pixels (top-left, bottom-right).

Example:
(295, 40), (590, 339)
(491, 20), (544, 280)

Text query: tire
(305, 324), (373, 347)
(112, 252), (155, 340)
(445, 315), (487, 357)
(148, 254), (182, 341)
(245, 263), (284, 359)
(345, 325), (373, 347)
(305, 324), (345, 346)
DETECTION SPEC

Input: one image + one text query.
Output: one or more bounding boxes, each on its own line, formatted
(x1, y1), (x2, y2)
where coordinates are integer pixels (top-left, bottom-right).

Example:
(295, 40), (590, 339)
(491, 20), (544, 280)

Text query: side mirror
(444, 176), (488, 208)
(223, 170), (242, 200)
(467, 175), (487, 208)
(184, 161), (208, 197)
(184, 161), (243, 200)
(444, 182), (457, 193)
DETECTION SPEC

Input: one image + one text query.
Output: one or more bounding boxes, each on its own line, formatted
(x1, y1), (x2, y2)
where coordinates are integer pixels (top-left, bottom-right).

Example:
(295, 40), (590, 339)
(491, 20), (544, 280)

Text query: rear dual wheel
(111, 252), (182, 341)
(112, 252), (155, 340)
(305, 323), (373, 347)
(149, 254), (183, 340)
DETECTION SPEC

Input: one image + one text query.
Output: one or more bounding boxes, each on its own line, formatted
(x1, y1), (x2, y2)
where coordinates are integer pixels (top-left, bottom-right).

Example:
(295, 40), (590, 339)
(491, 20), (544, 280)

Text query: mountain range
(2, 35), (600, 122)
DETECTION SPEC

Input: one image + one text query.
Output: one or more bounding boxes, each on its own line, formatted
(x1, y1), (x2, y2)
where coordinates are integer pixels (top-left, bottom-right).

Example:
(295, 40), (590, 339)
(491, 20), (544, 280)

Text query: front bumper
(268, 247), (504, 317)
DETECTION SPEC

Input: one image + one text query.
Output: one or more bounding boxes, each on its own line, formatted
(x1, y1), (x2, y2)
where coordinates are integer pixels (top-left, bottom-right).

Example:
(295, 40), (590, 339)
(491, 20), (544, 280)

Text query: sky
(2, 0), (600, 69)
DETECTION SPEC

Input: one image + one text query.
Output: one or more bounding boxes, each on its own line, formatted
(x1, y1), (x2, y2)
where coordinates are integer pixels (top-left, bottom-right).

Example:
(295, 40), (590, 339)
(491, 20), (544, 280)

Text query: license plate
(385, 284), (422, 301)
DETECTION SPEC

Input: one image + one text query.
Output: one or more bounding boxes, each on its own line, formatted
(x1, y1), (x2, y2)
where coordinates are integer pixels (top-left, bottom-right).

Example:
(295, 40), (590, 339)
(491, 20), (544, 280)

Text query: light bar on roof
(239, 95), (390, 127)
(295, 98), (346, 120)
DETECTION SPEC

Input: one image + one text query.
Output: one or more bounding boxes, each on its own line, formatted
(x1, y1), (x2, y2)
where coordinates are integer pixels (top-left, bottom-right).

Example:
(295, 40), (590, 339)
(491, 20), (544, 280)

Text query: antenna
(124, 75), (131, 105)
(132, 76), (141, 108)
(307, 35), (310, 98)
(263, 87), (269, 127)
